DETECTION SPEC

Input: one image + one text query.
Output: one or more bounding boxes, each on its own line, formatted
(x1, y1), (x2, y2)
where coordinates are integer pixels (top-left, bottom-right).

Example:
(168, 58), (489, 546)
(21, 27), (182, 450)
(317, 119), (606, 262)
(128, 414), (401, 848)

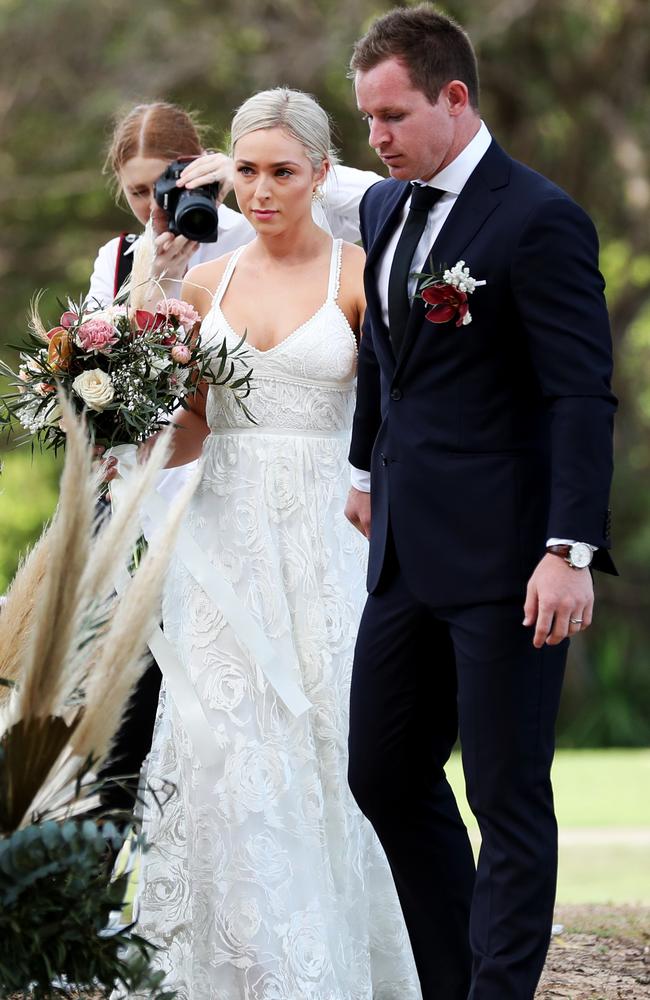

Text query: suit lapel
(364, 183), (412, 366)
(393, 141), (511, 382)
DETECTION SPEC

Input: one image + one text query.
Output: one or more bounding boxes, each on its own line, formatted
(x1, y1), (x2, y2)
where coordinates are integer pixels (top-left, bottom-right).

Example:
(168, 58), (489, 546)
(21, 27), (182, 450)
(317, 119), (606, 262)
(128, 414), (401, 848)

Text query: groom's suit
(348, 136), (616, 1000)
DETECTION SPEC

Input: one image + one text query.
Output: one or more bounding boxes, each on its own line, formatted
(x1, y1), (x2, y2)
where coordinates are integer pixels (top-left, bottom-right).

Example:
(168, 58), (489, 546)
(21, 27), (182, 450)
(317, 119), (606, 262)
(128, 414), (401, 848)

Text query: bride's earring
(312, 187), (324, 204)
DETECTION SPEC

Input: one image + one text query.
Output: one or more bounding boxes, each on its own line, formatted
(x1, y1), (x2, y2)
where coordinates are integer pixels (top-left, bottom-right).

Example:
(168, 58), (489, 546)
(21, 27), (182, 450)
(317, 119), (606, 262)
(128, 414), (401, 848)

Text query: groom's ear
(442, 80), (471, 116)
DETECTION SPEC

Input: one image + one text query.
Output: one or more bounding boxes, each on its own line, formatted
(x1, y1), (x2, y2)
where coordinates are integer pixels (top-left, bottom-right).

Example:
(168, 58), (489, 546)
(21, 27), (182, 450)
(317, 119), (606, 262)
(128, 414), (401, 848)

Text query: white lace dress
(134, 241), (421, 1000)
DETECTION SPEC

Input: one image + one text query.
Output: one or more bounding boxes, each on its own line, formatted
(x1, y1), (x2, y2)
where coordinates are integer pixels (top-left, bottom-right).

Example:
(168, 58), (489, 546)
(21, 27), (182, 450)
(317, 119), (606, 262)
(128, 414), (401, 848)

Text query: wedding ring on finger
(569, 617), (584, 625)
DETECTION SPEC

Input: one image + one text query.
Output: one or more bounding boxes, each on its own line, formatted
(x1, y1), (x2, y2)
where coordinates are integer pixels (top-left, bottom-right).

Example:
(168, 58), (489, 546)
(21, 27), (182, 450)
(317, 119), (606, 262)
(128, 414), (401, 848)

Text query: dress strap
(212, 245), (246, 307)
(326, 239), (343, 303)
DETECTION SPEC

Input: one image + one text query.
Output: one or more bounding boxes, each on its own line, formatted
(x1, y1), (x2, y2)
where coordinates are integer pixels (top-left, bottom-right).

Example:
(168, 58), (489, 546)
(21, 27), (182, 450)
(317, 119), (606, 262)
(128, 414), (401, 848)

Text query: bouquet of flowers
(0, 293), (253, 451)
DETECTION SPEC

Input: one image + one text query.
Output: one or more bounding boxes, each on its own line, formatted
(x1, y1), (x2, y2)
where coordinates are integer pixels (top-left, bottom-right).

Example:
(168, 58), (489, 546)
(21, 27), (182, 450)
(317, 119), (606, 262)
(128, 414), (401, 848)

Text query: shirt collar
(415, 121), (492, 195)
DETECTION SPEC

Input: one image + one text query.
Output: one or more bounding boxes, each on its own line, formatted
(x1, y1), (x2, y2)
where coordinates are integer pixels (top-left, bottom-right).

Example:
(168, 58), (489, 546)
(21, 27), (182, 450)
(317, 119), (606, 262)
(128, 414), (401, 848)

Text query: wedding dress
(133, 240), (421, 999)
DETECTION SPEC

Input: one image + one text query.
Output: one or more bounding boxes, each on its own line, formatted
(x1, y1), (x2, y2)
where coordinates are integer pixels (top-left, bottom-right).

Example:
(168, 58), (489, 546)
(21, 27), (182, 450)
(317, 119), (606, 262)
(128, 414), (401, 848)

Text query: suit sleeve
(349, 190), (383, 472)
(511, 196), (617, 567)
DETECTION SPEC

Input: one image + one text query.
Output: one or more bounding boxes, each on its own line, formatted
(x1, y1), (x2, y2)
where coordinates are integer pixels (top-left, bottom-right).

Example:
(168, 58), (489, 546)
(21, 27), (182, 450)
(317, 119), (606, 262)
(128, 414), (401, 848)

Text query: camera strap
(113, 232), (138, 298)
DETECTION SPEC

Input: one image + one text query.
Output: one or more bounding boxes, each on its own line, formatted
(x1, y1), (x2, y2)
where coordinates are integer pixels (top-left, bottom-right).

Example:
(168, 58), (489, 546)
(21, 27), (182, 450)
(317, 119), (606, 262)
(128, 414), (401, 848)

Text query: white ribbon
(112, 561), (220, 768)
(108, 445), (311, 761)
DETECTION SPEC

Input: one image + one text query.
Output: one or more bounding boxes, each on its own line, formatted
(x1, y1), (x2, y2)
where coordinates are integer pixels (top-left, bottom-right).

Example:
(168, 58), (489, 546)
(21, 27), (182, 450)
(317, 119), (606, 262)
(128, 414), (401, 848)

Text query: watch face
(570, 542), (592, 568)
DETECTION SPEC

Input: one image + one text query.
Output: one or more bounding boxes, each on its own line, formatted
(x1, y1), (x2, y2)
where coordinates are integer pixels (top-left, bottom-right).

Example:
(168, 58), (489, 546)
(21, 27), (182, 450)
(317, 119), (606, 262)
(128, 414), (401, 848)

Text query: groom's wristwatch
(546, 542), (594, 569)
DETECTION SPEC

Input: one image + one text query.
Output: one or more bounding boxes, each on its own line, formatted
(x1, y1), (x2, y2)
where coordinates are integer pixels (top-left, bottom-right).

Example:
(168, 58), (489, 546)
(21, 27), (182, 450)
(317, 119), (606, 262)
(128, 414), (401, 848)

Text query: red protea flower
(421, 282), (470, 328)
(134, 309), (166, 333)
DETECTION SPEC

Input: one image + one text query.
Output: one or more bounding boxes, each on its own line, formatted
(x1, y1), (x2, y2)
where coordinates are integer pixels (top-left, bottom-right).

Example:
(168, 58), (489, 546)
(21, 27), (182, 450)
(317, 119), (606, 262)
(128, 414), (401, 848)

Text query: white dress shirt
(375, 121), (493, 329)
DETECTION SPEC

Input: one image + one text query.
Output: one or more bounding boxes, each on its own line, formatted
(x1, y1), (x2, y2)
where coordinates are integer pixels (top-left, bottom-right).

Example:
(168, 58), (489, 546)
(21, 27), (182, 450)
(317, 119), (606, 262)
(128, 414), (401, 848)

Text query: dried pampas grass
(0, 392), (195, 830)
(14, 397), (99, 724)
(71, 464), (200, 768)
(0, 531), (51, 705)
(28, 290), (51, 343)
(126, 220), (156, 310)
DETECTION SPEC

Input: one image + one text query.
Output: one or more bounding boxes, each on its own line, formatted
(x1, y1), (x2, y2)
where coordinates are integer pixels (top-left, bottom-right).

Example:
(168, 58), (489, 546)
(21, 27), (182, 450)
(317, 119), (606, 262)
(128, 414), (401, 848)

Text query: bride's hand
(93, 444), (118, 483)
(178, 151), (234, 205)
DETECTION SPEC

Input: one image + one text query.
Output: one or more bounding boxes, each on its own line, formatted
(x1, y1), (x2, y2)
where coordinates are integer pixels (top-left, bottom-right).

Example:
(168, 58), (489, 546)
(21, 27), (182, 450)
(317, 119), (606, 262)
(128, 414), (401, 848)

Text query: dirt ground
(9, 904), (650, 998)
(537, 905), (650, 999)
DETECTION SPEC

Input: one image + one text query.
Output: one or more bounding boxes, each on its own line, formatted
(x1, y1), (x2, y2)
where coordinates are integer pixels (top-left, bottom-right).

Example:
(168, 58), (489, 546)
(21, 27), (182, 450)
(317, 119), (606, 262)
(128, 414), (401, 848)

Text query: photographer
(88, 100), (380, 309)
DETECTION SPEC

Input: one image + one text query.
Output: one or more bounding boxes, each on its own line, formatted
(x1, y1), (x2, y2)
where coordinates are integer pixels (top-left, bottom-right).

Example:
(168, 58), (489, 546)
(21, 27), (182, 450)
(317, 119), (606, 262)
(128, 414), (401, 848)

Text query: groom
(344, 6), (616, 999)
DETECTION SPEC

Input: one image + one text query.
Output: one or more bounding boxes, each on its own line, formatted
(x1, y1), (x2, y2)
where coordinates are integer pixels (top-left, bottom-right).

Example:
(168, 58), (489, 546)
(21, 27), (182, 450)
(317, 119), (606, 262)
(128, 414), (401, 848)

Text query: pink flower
(60, 310), (79, 329)
(171, 344), (192, 364)
(154, 297), (201, 329)
(76, 317), (118, 353)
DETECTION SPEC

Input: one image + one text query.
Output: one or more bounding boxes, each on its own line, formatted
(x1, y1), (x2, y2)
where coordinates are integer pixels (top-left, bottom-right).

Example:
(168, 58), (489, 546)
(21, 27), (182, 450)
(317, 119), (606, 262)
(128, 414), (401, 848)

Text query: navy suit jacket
(349, 139), (617, 605)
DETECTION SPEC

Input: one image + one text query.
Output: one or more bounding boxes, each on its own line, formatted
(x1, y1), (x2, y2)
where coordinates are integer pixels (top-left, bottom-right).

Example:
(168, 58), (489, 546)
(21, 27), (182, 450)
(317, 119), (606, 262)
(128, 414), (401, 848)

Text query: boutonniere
(413, 259), (487, 328)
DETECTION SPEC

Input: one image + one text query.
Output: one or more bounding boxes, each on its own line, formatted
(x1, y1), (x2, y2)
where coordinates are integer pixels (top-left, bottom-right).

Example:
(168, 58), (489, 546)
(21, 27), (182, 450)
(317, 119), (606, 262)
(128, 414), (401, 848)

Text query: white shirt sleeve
(350, 466), (371, 492)
(546, 538), (597, 551)
(86, 236), (123, 309)
(322, 165), (383, 243)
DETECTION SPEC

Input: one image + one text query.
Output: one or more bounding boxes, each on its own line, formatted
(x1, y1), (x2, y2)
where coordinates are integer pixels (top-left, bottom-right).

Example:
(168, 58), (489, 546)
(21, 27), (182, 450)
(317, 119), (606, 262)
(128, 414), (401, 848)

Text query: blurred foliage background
(1, 0), (649, 746)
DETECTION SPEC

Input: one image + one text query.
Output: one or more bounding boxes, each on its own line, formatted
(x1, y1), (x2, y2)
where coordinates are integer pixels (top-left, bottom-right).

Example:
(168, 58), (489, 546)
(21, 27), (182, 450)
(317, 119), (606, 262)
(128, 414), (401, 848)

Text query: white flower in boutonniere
(414, 259), (487, 328)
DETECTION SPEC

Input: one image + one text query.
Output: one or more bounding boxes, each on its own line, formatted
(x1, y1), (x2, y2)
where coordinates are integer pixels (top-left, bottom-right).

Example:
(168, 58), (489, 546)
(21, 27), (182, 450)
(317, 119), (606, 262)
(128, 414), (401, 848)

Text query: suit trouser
(93, 501), (163, 815)
(98, 657), (162, 813)
(348, 542), (567, 1000)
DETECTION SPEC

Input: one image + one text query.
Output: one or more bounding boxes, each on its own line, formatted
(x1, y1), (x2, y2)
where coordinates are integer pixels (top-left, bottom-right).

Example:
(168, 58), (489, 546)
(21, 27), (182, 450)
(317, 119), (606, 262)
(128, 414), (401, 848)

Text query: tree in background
(1, 0), (648, 744)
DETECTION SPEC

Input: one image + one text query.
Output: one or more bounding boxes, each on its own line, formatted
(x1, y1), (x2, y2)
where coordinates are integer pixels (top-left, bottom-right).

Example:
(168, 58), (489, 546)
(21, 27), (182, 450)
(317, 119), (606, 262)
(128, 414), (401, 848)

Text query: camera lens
(175, 191), (219, 242)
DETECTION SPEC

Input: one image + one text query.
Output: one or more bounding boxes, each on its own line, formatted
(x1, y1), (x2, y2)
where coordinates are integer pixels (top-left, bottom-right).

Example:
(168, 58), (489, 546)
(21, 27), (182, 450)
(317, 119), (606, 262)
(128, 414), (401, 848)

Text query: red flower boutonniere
(414, 259), (486, 328)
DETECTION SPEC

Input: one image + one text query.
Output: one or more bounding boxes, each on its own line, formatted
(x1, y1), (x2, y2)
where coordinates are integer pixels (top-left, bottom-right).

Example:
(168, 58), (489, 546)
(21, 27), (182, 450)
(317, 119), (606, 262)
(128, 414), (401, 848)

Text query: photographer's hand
(178, 152), (234, 205)
(151, 226), (199, 284)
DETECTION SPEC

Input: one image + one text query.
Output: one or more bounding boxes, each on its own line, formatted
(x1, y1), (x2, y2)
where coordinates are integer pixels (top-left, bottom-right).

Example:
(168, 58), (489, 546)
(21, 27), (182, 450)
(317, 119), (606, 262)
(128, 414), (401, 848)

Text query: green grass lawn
(446, 749), (650, 904)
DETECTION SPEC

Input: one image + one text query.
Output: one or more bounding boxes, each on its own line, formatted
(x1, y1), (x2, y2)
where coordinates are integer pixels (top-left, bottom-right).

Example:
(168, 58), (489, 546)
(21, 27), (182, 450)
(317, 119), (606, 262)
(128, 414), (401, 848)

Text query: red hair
(105, 101), (205, 179)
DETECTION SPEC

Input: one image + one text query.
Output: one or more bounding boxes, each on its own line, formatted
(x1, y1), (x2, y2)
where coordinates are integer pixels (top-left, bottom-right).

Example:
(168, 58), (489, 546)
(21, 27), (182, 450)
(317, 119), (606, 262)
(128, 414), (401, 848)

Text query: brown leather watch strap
(546, 544), (571, 559)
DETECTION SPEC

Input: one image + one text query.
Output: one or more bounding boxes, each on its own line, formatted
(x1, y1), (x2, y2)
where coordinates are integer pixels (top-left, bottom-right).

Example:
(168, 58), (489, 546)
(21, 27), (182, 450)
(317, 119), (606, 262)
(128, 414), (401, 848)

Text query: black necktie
(387, 184), (444, 356)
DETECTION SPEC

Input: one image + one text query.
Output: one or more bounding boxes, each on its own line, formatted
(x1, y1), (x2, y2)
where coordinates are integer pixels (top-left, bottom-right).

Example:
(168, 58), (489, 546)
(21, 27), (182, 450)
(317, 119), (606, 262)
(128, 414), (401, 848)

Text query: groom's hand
(523, 554), (594, 648)
(345, 488), (372, 539)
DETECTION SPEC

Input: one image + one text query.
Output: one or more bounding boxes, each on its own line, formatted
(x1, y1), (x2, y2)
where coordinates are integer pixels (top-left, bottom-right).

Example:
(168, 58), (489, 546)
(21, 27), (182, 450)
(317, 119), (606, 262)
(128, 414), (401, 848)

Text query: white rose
(72, 369), (115, 411)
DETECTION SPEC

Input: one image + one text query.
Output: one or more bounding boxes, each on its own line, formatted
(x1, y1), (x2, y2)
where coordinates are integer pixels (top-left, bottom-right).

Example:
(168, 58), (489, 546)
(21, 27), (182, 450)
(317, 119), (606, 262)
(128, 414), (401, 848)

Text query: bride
(133, 88), (420, 999)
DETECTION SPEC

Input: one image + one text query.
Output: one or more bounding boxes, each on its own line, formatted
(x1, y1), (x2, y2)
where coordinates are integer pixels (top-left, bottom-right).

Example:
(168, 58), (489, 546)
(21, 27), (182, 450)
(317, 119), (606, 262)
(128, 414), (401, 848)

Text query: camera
(153, 158), (220, 243)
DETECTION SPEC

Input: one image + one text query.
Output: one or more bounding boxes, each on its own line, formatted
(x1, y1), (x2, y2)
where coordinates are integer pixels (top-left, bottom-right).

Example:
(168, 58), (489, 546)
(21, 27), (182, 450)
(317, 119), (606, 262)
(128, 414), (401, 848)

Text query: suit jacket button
(390, 387), (402, 401)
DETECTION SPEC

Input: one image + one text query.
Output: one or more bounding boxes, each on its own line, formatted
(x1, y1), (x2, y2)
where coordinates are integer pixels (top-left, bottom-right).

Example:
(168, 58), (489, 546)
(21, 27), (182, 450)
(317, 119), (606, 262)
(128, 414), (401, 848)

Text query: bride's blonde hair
(230, 87), (339, 173)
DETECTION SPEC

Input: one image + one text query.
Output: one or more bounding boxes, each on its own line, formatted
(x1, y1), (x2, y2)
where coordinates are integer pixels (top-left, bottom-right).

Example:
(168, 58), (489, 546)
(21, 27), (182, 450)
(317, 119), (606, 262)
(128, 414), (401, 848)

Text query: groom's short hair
(350, 4), (480, 110)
